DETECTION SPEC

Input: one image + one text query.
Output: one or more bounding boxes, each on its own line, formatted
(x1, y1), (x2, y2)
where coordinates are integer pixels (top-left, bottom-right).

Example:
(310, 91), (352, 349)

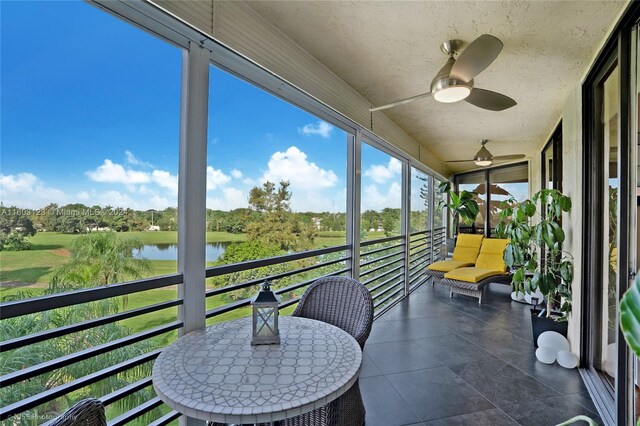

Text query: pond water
(138, 243), (228, 261)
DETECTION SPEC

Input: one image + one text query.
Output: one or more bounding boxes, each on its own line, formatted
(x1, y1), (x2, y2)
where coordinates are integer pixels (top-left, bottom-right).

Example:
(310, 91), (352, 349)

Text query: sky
(1, 1), (407, 213)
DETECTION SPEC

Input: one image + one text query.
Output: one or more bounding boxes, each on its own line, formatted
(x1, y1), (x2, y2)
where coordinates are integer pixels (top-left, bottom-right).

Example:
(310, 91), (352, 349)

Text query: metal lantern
(251, 280), (281, 345)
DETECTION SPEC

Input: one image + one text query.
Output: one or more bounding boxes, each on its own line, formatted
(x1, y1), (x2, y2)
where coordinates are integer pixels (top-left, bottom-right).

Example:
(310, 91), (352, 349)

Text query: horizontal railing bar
(1, 321), (181, 387)
(409, 240), (429, 251)
(205, 269), (350, 319)
(410, 276), (428, 291)
(409, 262), (428, 277)
(274, 268), (350, 296)
(359, 256), (404, 278)
(360, 242), (404, 258)
(359, 250), (404, 270)
(361, 264), (403, 286)
(206, 255), (350, 297)
(206, 245), (349, 277)
(148, 410), (182, 426)
(434, 227), (446, 231)
(0, 350), (161, 421)
(374, 287), (404, 309)
(369, 272), (404, 295)
(279, 297), (301, 310)
(0, 273), (183, 320)
(361, 235), (404, 247)
(409, 267), (427, 281)
(1, 299), (182, 352)
(409, 234), (428, 243)
(409, 247), (429, 259)
(108, 396), (164, 426)
(410, 273), (428, 287)
(100, 378), (152, 407)
(409, 253), (430, 266)
(409, 230), (430, 237)
(206, 298), (251, 319)
(371, 279), (403, 301)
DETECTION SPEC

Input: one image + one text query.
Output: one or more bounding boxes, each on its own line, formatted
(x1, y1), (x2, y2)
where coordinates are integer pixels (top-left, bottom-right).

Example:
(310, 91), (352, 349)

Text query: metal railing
(0, 229), (442, 424)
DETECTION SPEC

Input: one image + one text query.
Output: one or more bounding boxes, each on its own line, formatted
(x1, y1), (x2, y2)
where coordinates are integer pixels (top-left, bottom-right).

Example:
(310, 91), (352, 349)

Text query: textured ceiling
(247, 0), (626, 173)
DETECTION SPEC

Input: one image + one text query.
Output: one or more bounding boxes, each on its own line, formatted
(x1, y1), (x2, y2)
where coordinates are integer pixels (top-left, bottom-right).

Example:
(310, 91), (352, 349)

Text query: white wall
(561, 84), (583, 357)
(151, 0), (450, 176)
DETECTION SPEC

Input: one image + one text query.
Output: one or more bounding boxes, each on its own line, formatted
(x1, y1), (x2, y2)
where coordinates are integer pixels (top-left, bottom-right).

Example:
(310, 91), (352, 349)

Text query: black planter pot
(531, 308), (568, 347)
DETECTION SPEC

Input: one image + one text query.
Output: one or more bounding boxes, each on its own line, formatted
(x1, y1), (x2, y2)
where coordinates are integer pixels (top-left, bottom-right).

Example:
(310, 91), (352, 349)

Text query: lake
(138, 243), (228, 261)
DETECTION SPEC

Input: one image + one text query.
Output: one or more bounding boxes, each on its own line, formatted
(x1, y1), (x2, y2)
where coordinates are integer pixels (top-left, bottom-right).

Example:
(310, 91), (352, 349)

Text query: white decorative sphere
(535, 347), (556, 364)
(556, 350), (578, 369)
(511, 291), (525, 302)
(538, 331), (570, 352)
(524, 288), (545, 305)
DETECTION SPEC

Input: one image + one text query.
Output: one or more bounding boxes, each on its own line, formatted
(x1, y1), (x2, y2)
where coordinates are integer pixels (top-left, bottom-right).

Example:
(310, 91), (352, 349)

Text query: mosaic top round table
(152, 316), (362, 424)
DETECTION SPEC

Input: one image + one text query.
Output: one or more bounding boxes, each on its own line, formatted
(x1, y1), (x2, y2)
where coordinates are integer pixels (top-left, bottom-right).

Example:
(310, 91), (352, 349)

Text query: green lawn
(0, 231), (359, 285)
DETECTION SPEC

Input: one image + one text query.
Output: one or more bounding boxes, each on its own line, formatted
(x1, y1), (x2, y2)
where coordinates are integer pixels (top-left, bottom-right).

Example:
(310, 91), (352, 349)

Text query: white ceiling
(247, 0), (626, 173)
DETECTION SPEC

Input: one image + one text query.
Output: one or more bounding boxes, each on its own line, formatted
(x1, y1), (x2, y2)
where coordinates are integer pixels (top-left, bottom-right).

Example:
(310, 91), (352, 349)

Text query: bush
(0, 232), (31, 251)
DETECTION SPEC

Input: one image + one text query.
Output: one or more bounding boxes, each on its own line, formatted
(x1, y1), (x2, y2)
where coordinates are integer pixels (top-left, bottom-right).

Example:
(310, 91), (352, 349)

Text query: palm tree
(51, 232), (150, 309)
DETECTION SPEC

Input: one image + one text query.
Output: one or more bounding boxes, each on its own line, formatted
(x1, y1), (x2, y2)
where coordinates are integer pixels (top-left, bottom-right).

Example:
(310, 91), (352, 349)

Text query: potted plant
(436, 182), (480, 251)
(498, 189), (573, 344)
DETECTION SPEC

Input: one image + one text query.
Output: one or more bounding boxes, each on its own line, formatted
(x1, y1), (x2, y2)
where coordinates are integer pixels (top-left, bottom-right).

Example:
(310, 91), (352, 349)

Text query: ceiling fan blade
(445, 159), (475, 163)
(450, 34), (503, 82)
(370, 92), (431, 112)
(465, 88), (517, 111)
(493, 154), (526, 161)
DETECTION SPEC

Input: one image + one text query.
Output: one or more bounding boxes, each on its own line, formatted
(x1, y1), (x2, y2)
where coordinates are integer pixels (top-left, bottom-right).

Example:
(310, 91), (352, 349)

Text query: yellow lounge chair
(441, 238), (511, 304)
(426, 233), (484, 280)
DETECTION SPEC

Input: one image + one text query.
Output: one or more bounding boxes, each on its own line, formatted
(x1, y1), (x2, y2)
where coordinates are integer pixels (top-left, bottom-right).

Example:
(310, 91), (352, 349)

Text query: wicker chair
(282, 276), (373, 426)
(48, 398), (106, 426)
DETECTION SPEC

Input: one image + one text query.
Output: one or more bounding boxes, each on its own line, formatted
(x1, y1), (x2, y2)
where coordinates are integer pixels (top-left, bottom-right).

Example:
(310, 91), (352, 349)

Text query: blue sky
(1, 0), (403, 213)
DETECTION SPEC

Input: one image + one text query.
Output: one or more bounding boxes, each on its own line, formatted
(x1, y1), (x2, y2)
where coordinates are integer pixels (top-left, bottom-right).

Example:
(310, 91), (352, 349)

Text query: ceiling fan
(370, 35), (517, 112)
(447, 139), (525, 167)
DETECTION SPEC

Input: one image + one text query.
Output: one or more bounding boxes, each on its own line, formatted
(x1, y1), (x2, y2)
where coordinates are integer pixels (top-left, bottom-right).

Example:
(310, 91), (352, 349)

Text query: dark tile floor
(359, 281), (602, 426)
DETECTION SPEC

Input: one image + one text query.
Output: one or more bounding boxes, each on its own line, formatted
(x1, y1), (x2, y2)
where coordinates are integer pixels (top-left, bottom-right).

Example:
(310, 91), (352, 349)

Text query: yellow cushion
(428, 260), (475, 273)
(444, 267), (502, 283)
(475, 238), (510, 272)
(452, 234), (484, 264)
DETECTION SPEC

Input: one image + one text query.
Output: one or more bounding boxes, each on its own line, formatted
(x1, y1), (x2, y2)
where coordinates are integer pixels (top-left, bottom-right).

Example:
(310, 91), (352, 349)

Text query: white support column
(178, 42), (209, 337)
(347, 132), (362, 279)
(402, 162), (411, 296)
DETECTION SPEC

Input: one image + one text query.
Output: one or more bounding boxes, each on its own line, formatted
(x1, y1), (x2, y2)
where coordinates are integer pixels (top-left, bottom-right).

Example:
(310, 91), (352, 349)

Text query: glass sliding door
(598, 64), (620, 388)
(582, 13), (640, 423)
(455, 171), (485, 235)
(488, 163), (529, 236)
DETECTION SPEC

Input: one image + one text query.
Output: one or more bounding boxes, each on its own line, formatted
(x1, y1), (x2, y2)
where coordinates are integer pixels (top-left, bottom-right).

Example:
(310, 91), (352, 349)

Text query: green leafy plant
(500, 189), (573, 319)
(436, 181), (480, 235)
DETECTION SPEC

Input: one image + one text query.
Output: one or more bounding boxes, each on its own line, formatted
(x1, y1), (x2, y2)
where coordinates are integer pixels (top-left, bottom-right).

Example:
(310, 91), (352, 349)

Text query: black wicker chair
(48, 398), (106, 426)
(281, 276), (373, 426)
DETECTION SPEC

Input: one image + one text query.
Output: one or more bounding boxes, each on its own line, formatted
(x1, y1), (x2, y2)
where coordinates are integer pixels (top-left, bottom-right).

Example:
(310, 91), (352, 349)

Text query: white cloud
(361, 182), (402, 212)
(231, 169), (243, 179)
(364, 157), (402, 184)
(261, 146), (337, 191)
(152, 170), (179, 194)
(206, 166), (231, 190)
(299, 121), (333, 138)
(0, 173), (69, 208)
(125, 150), (153, 168)
(77, 191), (90, 201)
(207, 187), (247, 210)
(86, 159), (150, 185)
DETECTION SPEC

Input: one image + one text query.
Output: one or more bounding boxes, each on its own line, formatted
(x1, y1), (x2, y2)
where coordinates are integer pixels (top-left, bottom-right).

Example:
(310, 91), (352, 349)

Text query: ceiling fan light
(433, 86), (471, 103)
(474, 159), (493, 167)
